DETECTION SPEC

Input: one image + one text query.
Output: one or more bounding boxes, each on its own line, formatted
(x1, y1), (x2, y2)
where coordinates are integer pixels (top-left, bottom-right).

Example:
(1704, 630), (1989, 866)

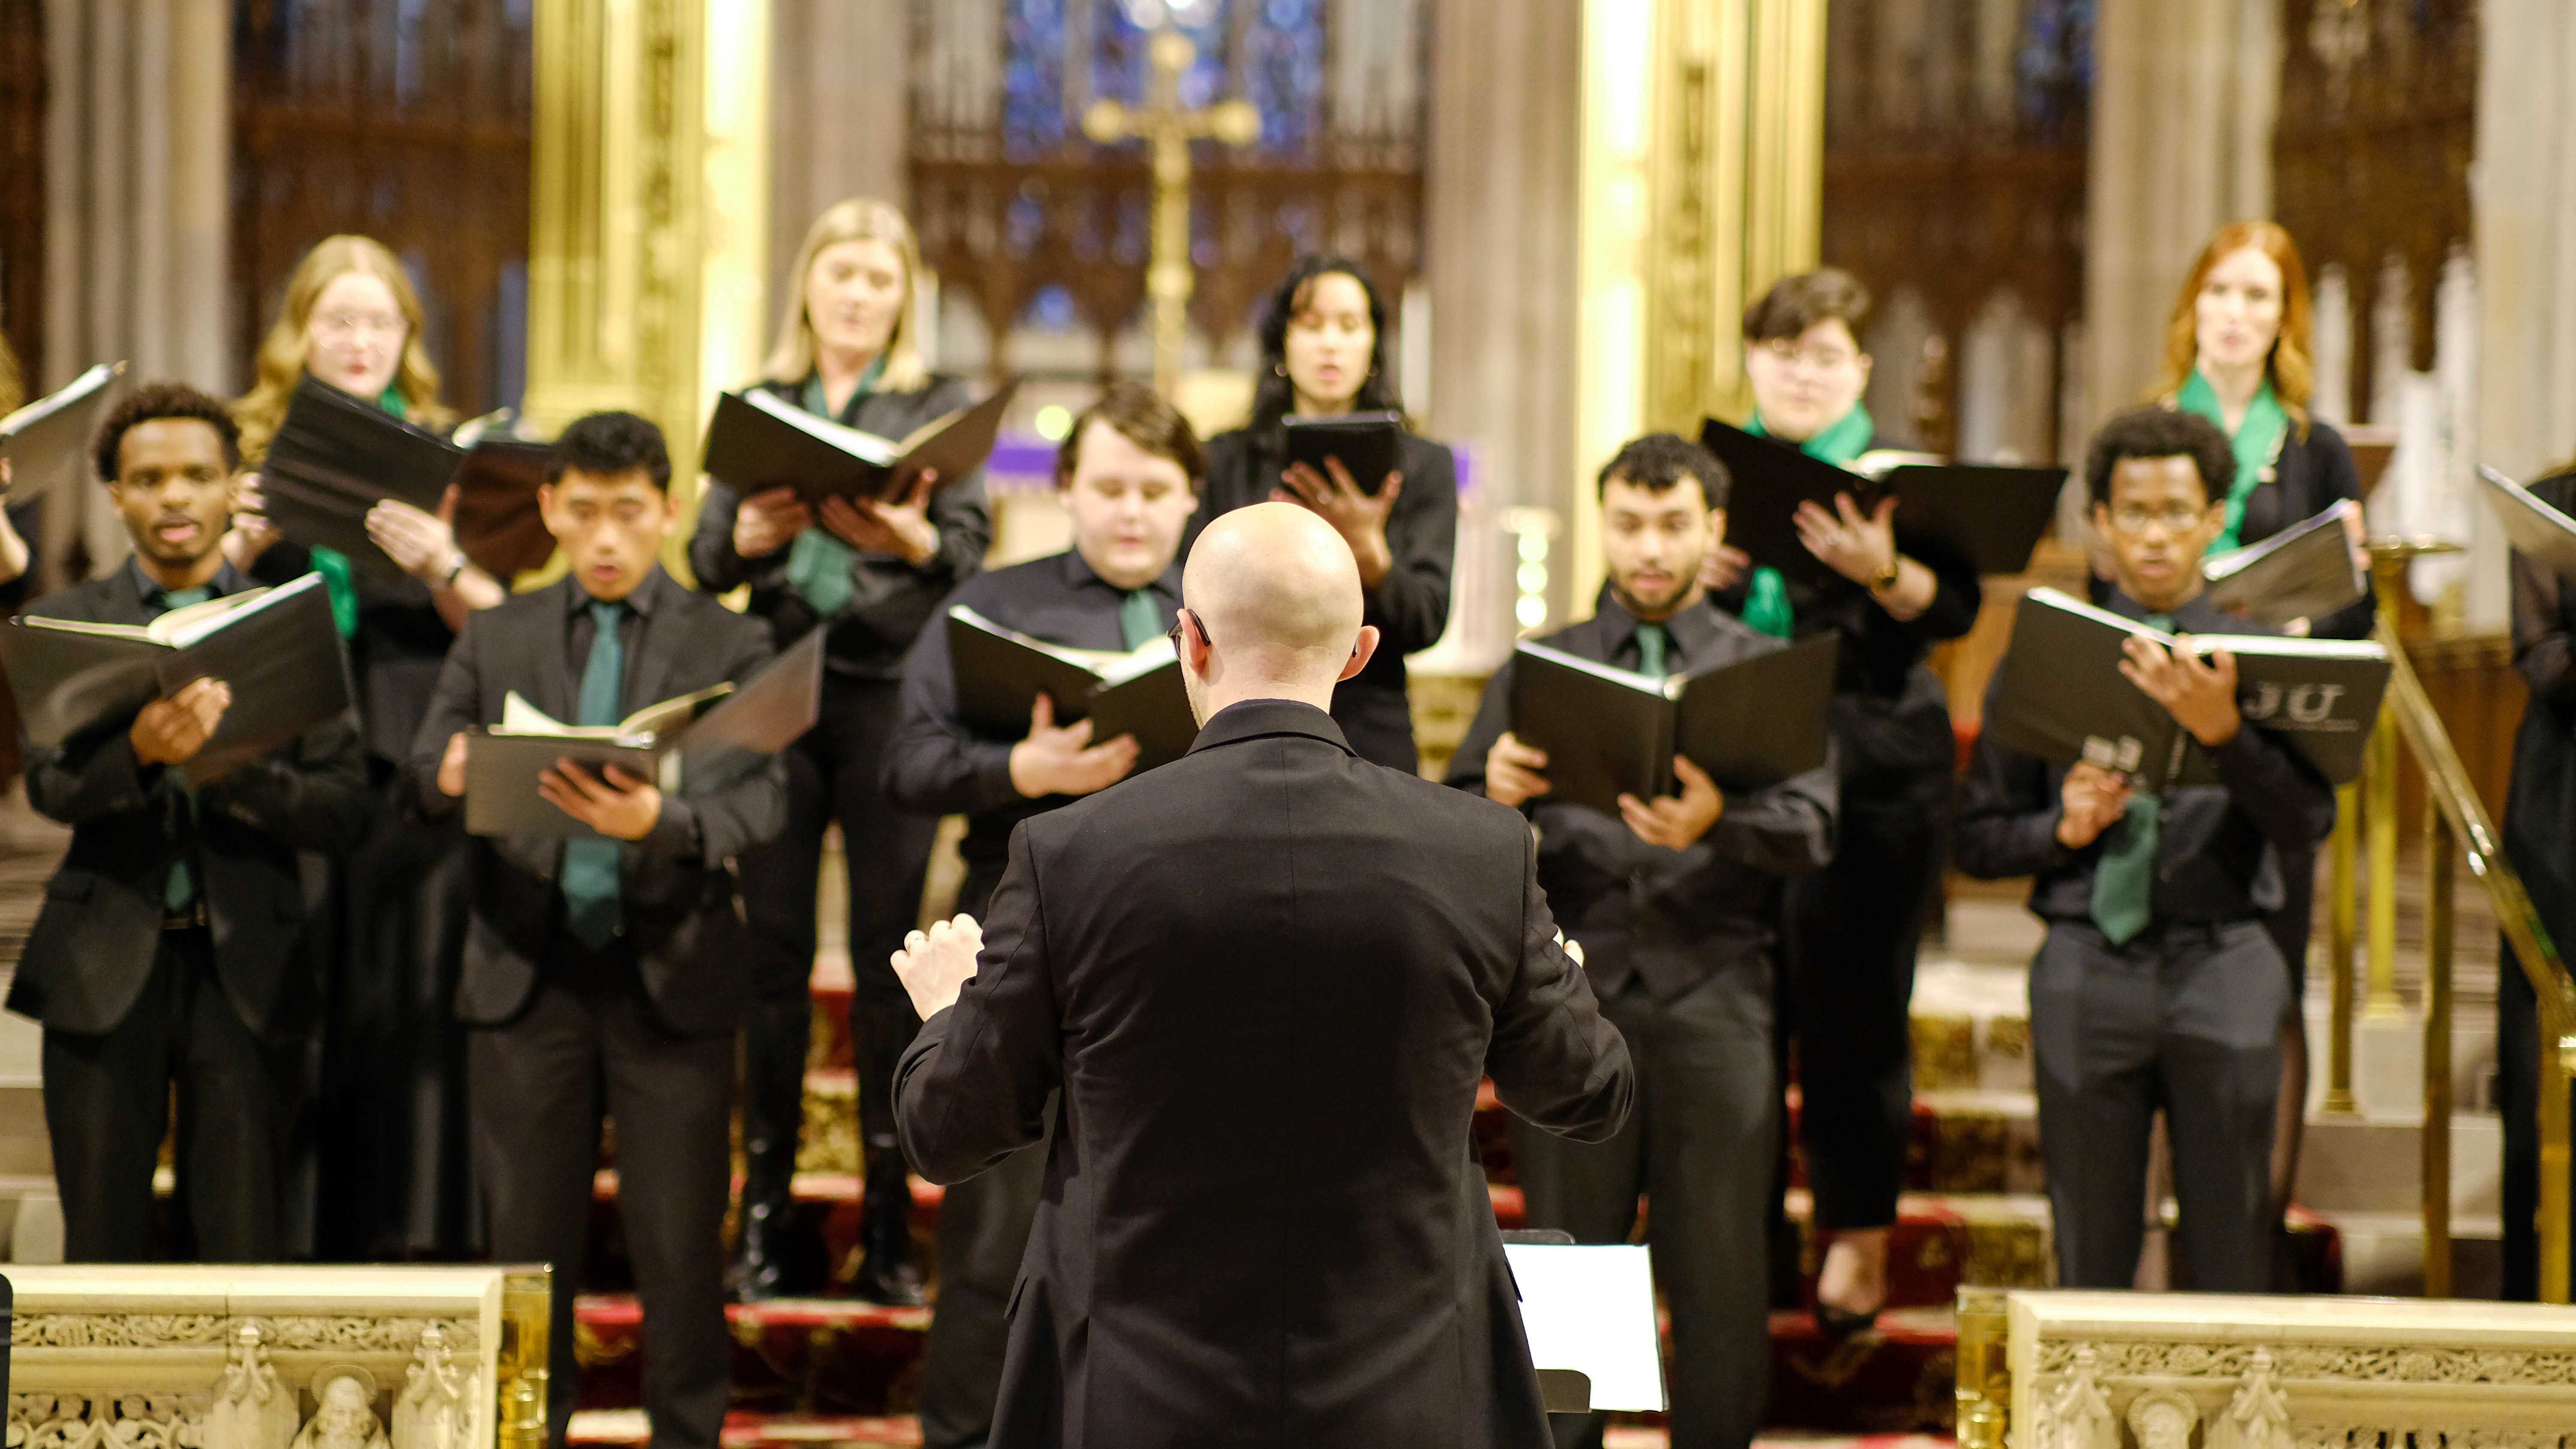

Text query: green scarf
(292, 381), (415, 637)
(783, 358), (888, 618)
(2175, 370), (2289, 555)
(1738, 403), (1877, 638)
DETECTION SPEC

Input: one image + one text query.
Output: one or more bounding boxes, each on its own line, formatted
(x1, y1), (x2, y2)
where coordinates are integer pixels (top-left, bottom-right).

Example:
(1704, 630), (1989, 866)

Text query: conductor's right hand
(732, 486), (813, 559)
(1483, 731), (1552, 809)
(2055, 761), (2134, 849)
(1007, 693), (1139, 799)
(131, 678), (231, 767)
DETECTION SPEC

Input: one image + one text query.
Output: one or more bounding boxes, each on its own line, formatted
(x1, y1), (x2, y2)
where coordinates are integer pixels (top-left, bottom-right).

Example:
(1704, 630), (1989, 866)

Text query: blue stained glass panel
(1002, 0), (1070, 155)
(1244, 0), (1324, 154)
(999, 0), (1330, 158)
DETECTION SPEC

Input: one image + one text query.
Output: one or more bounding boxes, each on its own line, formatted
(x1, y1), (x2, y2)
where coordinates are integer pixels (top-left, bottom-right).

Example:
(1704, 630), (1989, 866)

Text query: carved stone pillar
(523, 0), (772, 575)
(2081, 0), (2281, 429)
(1567, 0), (1826, 614)
(768, 0), (910, 307)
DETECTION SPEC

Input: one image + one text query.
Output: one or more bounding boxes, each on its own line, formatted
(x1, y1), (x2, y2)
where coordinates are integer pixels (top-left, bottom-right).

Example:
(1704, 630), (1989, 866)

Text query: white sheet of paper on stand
(1501, 1243), (1666, 1412)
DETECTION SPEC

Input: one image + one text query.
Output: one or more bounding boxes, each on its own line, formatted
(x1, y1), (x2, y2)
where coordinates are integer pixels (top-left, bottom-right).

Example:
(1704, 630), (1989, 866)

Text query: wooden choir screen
(232, 0), (535, 418)
(0, 0), (41, 382)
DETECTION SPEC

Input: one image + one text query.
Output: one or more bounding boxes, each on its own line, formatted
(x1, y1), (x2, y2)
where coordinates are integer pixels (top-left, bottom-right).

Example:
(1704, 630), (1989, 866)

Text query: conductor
(889, 503), (1636, 1447)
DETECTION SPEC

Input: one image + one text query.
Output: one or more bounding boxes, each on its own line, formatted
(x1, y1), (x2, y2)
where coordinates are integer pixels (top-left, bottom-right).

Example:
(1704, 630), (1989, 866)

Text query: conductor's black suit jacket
(894, 699), (1635, 1449)
(8, 563), (369, 1038)
(404, 570), (788, 1034)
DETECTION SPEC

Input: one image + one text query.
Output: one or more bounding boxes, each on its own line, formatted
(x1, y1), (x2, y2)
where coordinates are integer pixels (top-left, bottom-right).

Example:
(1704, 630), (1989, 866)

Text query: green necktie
(2090, 611), (2174, 946)
(1634, 621), (1670, 677)
(561, 600), (626, 949)
(151, 584), (216, 911)
(1119, 589), (1163, 651)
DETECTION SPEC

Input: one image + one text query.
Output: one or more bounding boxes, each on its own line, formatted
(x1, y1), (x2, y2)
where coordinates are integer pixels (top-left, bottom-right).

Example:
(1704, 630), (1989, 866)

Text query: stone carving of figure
(290, 1369), (388, 1449)
(205, 1324), (301, 1449)
(392, 1325), (473, 1449)
(2032, 1344), (2117, 1449)
(2218, 1348), (2293, 1449)
(2125, 1388), (2201, 1449)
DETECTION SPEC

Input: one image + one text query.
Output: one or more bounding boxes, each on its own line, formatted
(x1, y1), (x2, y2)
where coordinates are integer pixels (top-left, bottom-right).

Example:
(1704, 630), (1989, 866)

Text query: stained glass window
(998, 0), (1333, 158)
(2015, 0), (2094, 144)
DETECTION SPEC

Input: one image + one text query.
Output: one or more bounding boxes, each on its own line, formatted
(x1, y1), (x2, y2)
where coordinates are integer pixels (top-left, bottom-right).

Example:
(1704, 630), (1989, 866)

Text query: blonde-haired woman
(689, 197), (991, 1306)
(2129, 219), (2370, 1285)
(232, 233), (498, 1260)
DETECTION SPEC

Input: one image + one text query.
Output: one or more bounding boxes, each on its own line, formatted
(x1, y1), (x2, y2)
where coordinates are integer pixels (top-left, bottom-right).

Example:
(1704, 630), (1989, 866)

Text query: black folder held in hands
(2201, 504), (2366, 627)
(702, 380), (1020, 507)
(1696, 418), (2066, 587)
(945, 606), (1199, 776)
(261, 374), (463, 573)
(2477, 464), (2576, 583)
(1980, 587), (2392, 793)
(463, 628), (826, 839)
(0, 362), (125, 500)
(1507, 631), (1838, 817)
(1282, 411), (1405, 494)
(0, 573), (352, 785)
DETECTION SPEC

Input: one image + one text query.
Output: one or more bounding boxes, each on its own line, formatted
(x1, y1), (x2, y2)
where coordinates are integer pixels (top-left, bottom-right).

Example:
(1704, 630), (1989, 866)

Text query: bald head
(1179, 503), (1377, 717)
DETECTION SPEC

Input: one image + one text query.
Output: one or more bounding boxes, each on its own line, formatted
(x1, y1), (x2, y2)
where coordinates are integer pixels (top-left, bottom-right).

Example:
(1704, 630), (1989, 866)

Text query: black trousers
(916, 865), (1053, 1449)
(2029, 920), (2286, 1292)
(43, 925), (300, 1262)
(316, 770), (478, 1258)
(1513, 964), (1777, 1449)
(1783, 803), (1940, 1231)
(469, 938), (735, 1449)
(2499, 931), (2576, 1299)
(737, 675), (934, 1165)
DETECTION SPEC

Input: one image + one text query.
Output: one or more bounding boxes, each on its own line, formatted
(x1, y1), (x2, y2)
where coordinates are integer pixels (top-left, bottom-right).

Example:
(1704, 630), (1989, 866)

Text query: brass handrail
(2339, 608), (2576, 1302)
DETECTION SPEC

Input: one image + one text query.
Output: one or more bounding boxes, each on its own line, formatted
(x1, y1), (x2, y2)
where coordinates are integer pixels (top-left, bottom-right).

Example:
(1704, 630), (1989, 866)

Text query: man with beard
(1447, 431), (1838, 1449)
(10, 382), (367, 1260)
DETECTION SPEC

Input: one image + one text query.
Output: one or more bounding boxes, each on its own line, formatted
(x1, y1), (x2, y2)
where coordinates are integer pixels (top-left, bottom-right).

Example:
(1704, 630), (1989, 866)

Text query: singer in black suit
(1452, 434), (1838, 1449)
(687, 200), (991, 1302)
(408, 413), (787, 1449)
(889, 503), (1632, 1449)
(1183, 255), (1456, 774)
(10, 384), (368, 1261)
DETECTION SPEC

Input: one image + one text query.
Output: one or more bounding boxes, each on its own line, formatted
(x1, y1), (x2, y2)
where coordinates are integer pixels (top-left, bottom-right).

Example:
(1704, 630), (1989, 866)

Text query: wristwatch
(1868, 556), (1902, 592)
(441, 552), (469, 588)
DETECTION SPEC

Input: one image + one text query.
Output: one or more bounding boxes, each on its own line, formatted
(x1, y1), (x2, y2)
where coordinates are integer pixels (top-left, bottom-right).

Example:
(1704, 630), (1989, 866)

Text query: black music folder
(2201, 505), (2366, 627)
(1506, 631), (1838, 816)
(702, 380), (1020, 507)
(450, 438), (559, 579)
(1697, 418), (2065, 586)
(2478, 465), (2576, 582)
(0, 362), (125, 500)
(945, 605), (1199, 775)
(0, 573), (352, 784)
(1283, 411), (1405, 494)
(261, 374), (462, 572)
(1980, 587), (2391, 791)
(463, 628), (826, 838)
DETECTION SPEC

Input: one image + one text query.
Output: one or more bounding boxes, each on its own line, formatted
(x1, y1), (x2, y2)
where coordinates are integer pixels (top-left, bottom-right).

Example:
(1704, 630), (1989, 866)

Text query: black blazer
(690, 374), (995, 680)
(403, 569), (790, 1033)
(8, 566), (369, 1038)
(1186, 427), (1458, 773)
(895, 700), (1632, 1449)
(2504, 470), (2576, 956)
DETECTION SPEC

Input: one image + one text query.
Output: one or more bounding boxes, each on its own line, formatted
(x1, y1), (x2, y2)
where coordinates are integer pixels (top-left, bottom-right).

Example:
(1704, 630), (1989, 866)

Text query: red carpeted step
(569, 1411), (922, 1447)
(574, 1297), (929, 1417)
(1765, 1307), (1959, 1437)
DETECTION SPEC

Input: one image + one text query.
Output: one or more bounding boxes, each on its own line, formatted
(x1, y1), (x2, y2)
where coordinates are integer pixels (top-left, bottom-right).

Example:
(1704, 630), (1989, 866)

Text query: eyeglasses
(1166, 609), (1208, 651)
(1753, 338), (1860, 373)
(2106, 504), (2211, 536)
(311, 310), (406, 340)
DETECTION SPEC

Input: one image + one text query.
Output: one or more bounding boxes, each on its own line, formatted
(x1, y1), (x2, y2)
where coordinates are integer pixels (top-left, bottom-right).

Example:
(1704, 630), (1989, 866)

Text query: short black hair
(1598, 432), (1730, 509)
(93, 382), (242, 482)
(2084, 406), (2237, 507)
(548, 410), (672, 493)
(1743, 268), (1872, 345)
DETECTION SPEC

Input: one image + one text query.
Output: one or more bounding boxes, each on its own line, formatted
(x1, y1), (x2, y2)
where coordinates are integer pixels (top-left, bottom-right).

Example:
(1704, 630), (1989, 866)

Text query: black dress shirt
(1447, 596), (1838, 1001)
(690, 374), (995, 679)
(1954, 589), (2338, 926)
(1186, 424), (1457, 771)
(884, 549), (1182, 876)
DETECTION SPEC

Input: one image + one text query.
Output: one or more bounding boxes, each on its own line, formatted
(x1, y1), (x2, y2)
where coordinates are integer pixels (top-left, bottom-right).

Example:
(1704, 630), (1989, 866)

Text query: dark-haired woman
(689, 197), (992, 1304)
(1707, 267), (1982, 1336)
(1185, 256), (1456, 773)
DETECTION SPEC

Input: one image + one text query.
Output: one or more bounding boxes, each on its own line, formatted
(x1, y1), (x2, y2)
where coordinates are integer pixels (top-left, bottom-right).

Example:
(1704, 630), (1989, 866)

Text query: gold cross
(1082, 29), (1259, 395)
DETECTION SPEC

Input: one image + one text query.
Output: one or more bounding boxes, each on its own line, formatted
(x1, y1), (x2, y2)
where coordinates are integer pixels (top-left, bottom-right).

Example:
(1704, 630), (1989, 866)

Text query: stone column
(39, 0), (232, 578)
(2081, 0), (2281, 428)
(2471, 0), (2576, 626)
(769, 0), (911, 312)
(1422, 0), (1582, 665)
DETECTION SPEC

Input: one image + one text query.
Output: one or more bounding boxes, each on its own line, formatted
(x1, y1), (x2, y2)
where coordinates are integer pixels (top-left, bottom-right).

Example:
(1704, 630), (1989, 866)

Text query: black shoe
(848, 1152), (926, 1307)
(1812, 1301), (1880, 1342)
(729, 1199), (793, 1302)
